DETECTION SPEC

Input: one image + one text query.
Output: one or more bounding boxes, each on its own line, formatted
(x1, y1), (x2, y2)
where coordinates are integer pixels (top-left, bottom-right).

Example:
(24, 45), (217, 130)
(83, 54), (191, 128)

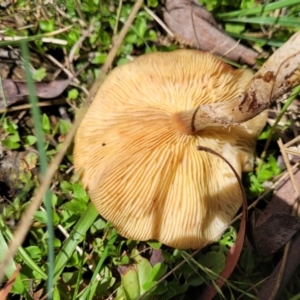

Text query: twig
(113, 0), (123, 37)
(222, 39), (241, 57)
(0, 0), (145, 285)
(144, 6), (174, 37)
(44, 53), (89, 96)
(0, 99), (66, 113)
(68, 19), (96, 74)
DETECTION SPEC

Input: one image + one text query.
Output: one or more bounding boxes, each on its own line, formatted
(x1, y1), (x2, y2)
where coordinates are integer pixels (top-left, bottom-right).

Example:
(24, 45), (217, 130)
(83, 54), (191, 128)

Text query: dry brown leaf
(249, 212), (300, 256)
(248, 169), (300, 256)
(149, 249), (164, 266)
(163, 0), (258, 65)
(0, 150), (38, 200)
(0, 79), (70, 108)
(257, 230), (300, 300)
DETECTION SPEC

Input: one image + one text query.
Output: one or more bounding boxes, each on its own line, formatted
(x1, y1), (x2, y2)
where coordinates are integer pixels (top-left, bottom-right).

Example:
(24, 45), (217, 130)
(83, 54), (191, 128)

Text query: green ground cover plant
(0, 0), (300, 299)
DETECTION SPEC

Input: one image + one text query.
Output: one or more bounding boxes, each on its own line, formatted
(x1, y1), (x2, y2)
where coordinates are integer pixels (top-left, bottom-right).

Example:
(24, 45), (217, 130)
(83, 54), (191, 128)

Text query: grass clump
(0, 0), (300, 299)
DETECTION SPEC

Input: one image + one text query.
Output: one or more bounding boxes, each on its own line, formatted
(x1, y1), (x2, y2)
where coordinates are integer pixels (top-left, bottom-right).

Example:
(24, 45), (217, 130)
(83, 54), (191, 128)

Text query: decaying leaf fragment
(248, 170), (300, 256)
(249, 212), (300, 256)
(0, 79), (70, 109)
(163, 0), (258, 65)
(177, 31), (300, 132)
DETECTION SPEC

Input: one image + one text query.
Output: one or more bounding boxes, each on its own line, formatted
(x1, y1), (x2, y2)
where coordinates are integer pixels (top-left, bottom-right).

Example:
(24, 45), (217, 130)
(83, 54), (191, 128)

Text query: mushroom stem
(172, 105), (231, 134)
(172, 99), (257, 133)
(174, 31), (300, 133)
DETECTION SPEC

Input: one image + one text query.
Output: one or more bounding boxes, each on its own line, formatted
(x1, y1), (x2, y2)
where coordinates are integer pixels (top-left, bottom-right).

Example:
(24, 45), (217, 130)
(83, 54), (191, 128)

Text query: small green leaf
(149, 263), (168, 282)
(125, 32), (137, 44)
(99, 31), (111, 47)
(241, 0), (255, 9)
(34, 211), (48, 224)
(240, 248), (255, 272)
(92, 53), (107, 64)
(60, 180), (72, 193)
(225, 23), (245, 34)
(32, 67), (46, 81)
(66, 251), (80, 267)
(187, 274), (205, 286)
(59, 119), (72, 135)
(25, 135), (37, 146)
(117, 58), (130, 66)
(132, 249), (153, 294)
(147, 0), (158, 7)
(42, 114), (51, 134)
(90, 218), (107, 233)
(258, 126), (271, 140)
(3, 118), (18, 134)
(135, 18), (147, 38)
(73, 183), (89, 202)
(60, 199), (87, 215)
(52, 211), (60, 226)
(67, 88), (79, 100)
(2, 137), (20, 149)
(51, 192), (58, 207)
(145, 29), (157, 42)
(7, 134), (20, 142)
(147, 241), (162, 249)
(53, 238), (62, 248)
(65, 29), (80, 47)
(25, 246), (43, 260)
(39, 19), (55, 32)
(113, 255), (131, 265)
(53, 287), (61, 300)
(121, 267), (140, 300)
(198, 251), (226, 277)
(164, 281), (188, 299)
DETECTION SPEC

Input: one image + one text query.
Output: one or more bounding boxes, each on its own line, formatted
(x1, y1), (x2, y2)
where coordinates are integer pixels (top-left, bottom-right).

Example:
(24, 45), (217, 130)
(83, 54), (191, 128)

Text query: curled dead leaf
(0, 79), (70, 108)
(163, 0), (258, 65)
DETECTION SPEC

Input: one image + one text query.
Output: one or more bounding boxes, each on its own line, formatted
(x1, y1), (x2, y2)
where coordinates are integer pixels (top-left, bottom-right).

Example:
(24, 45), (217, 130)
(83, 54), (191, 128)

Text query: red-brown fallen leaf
(0, 79), (70, 108)
(32, 288), (44, 300)
(0, 265), (21, 300)
(249, 212), (300, 256)
(257, 229), (300, 300)
(163, 0), (258, 65)
(248, 169), (300, 256)
(246, 169), (300, 299)
(117, 264), (136, 275)
(149, 249), (164, 266)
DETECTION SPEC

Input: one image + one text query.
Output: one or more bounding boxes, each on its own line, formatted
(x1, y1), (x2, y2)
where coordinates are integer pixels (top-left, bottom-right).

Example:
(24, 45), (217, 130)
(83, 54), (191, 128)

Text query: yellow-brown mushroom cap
(73, 50), (266, 249)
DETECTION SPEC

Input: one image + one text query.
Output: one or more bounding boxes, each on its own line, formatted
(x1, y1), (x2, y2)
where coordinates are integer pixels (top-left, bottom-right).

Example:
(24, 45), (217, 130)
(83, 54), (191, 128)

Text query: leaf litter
(0, 3), (298, 300)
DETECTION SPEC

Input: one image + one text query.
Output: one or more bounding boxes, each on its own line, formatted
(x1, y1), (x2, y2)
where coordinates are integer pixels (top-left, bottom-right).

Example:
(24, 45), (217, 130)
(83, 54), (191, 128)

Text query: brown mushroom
(73, 50), (267, 249)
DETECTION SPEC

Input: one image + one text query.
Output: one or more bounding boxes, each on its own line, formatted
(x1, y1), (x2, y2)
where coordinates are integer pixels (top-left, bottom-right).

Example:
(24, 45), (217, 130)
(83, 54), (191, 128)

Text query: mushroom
(73, 50), (267, 249)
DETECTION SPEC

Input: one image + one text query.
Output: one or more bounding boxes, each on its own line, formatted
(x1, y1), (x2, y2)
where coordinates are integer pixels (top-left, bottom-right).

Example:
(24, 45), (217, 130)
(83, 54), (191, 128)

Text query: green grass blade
(225, 16), (300, 27)
(226, 33), (284, 47)
(72, 242), (86, 300)
(217, 0), (300, 18)
(53, 203), (98, 282)
(0, 218), (47, 280)
(81, 230), (118, 300)
(19, 41), (54, 299)
(262, 84), (300, 157)
(0, 231), (25, 295)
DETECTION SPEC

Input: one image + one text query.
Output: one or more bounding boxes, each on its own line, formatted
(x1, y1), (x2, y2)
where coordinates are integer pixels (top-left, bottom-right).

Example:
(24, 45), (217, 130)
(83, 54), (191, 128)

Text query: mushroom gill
(73, 50), (267, 249)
